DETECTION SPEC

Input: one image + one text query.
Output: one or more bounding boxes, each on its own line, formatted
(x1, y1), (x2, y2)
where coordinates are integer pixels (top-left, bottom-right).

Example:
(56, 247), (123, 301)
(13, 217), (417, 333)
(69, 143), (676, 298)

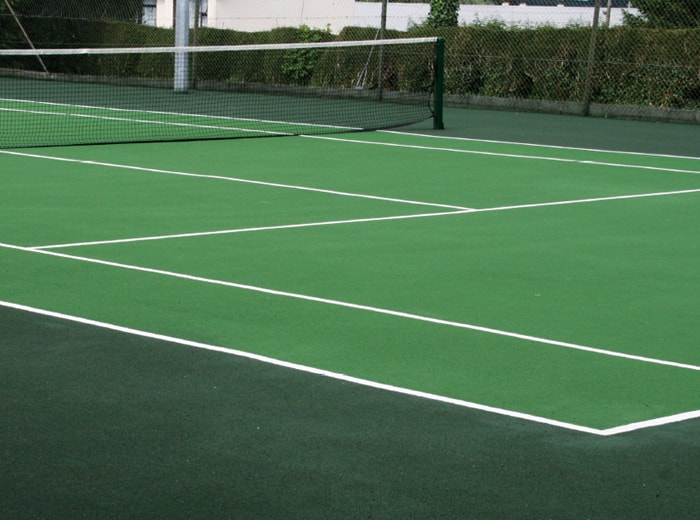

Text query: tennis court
(2, 106), (699, 517)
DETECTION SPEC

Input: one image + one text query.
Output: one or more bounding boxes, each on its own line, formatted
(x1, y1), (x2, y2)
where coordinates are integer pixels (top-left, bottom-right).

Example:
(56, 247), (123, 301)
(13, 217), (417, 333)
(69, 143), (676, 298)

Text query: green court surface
(1, 108), (699, 518)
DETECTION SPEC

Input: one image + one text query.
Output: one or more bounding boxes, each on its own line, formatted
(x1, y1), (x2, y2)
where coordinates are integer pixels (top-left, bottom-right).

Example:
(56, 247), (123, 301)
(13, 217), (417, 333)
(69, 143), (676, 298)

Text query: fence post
(582, 0), (602, 116)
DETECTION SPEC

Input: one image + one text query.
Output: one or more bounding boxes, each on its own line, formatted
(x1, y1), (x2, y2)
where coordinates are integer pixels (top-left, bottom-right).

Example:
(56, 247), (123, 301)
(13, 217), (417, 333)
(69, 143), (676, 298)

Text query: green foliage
(623, 0), (700, 29)
(591, 28), (700, 107)
(427, 0), (460, 28)
(336, 26), (402, 40)
(193, 26), (329, 84)
(2, 11), (698, 112)
(4, 0), (143, 21)
(408, 24), (700, 109)
(311, 26), (411, 90)
(0, 0), (145, 52)
(281, 25), (332, 85)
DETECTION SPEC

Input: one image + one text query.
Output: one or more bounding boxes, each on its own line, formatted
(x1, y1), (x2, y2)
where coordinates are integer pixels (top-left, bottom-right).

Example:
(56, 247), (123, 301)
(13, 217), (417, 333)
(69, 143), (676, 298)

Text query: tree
(1, 0), (145, 47)
(427, 0), (460, 28)
(4, 0), (143, 21)
(624, 0), (700, 28)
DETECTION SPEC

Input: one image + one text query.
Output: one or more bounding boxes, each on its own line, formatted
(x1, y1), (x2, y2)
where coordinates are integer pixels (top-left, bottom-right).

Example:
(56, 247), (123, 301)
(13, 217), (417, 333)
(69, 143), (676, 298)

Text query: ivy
(426, 0), (460, 28)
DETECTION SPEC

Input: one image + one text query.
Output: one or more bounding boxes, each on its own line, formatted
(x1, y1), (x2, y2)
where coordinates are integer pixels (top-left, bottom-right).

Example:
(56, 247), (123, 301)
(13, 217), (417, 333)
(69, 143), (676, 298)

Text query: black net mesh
(0, 39), (439, 148)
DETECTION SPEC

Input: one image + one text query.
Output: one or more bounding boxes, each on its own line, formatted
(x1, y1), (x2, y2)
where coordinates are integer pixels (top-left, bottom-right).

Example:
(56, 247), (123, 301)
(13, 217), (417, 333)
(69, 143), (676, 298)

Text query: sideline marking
(304, 135), (700, 175)
(1, 299), (698, 437)
(0, 149), (471, 211)
(32, 187), (700, 250)
(2, 241), (699, 375)
(380, 130), (700, 161)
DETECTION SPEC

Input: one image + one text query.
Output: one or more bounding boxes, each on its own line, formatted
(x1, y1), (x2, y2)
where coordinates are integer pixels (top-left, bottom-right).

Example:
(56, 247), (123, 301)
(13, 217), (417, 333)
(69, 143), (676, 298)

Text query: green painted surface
(2, 125), (698, 430)
(2, 107), (699, 518)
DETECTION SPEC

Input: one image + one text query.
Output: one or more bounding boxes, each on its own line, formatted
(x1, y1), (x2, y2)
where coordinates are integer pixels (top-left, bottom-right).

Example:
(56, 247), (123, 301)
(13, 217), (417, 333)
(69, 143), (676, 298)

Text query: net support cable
(2, 0), (49, 74)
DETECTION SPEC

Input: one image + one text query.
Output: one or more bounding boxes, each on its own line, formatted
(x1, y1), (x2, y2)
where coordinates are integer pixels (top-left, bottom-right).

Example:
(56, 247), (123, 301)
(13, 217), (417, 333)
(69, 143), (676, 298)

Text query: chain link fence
(2, 0), (699, 123)
(355, 1), (700, 122)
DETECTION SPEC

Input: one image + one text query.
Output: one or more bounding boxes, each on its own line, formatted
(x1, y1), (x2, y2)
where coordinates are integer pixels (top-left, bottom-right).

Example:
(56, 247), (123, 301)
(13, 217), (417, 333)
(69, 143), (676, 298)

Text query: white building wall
(156, 0), (174, 27)
(354, 2), (638, 30)
(155, 0), (355, 33)
(154, 1), (638, 33)
(211, 0), (354, 33)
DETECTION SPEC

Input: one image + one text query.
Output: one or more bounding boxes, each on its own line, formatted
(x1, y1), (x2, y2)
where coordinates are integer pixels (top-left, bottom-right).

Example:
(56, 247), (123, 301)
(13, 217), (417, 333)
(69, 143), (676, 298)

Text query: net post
(433, 37), (445, 130)
(174, 0), (190, 93)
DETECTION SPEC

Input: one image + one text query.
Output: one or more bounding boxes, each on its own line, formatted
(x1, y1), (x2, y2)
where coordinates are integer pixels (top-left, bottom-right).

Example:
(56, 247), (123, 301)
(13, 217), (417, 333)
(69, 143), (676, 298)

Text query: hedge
(408, 25), (700, 109)
(2, 17), (699, 110)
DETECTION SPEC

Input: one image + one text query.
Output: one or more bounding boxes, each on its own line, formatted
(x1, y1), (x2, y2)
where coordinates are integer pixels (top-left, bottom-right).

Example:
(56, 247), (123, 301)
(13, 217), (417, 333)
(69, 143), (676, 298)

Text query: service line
(32, 187), (700, 250)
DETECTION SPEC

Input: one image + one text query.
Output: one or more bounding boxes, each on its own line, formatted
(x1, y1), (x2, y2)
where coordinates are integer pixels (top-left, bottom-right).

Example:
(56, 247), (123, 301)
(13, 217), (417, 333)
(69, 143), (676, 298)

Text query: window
(142, 0), (156, 26)
(199, 0), (209, 27)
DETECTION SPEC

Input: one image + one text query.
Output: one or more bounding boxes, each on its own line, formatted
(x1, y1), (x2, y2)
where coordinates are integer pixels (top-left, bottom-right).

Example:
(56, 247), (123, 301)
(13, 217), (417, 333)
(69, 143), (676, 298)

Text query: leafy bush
(426, 0), (460, 28)
(4, 15), (698, 111)
(408, 24), (700, 109)
(281, 25), (333, 85)
(623, 0), (700, 29)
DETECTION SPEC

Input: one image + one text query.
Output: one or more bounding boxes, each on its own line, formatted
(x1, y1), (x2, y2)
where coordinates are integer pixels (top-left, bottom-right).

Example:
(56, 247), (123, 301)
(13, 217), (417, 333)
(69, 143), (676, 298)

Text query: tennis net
(0, 37), (444, 148)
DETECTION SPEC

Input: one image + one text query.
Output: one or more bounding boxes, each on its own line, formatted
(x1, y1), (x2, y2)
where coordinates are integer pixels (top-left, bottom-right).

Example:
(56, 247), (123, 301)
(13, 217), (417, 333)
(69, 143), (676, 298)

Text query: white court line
(304, 135), (700, 175)
(0, 149), (471, 211)
(602, 410), (700, 436)
(0, 97), (357, 131)
(0, 99), (362, 132)
(32, 209), (472, 250)
(3, 145), (695, 251)
(3, 131), (697, 434)
(380, 130), (700, 162)
(32, 187), (700, 250)
(3, 97), (698, 163)
(1, 298), (698, 437)
(2, 241), (699, 375)
(0, 106), (292, 136)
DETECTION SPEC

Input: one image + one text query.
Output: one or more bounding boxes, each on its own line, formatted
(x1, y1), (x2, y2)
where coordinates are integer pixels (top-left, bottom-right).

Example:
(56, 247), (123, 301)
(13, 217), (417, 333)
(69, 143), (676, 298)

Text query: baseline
(380, 130), (700, 162)
(2, 298), (698, 437)
(31, 187), (700, 250)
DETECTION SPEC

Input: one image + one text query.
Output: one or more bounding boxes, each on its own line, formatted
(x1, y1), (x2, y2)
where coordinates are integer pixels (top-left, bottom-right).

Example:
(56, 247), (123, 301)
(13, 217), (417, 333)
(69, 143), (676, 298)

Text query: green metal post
(433, 37), (445, 130)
